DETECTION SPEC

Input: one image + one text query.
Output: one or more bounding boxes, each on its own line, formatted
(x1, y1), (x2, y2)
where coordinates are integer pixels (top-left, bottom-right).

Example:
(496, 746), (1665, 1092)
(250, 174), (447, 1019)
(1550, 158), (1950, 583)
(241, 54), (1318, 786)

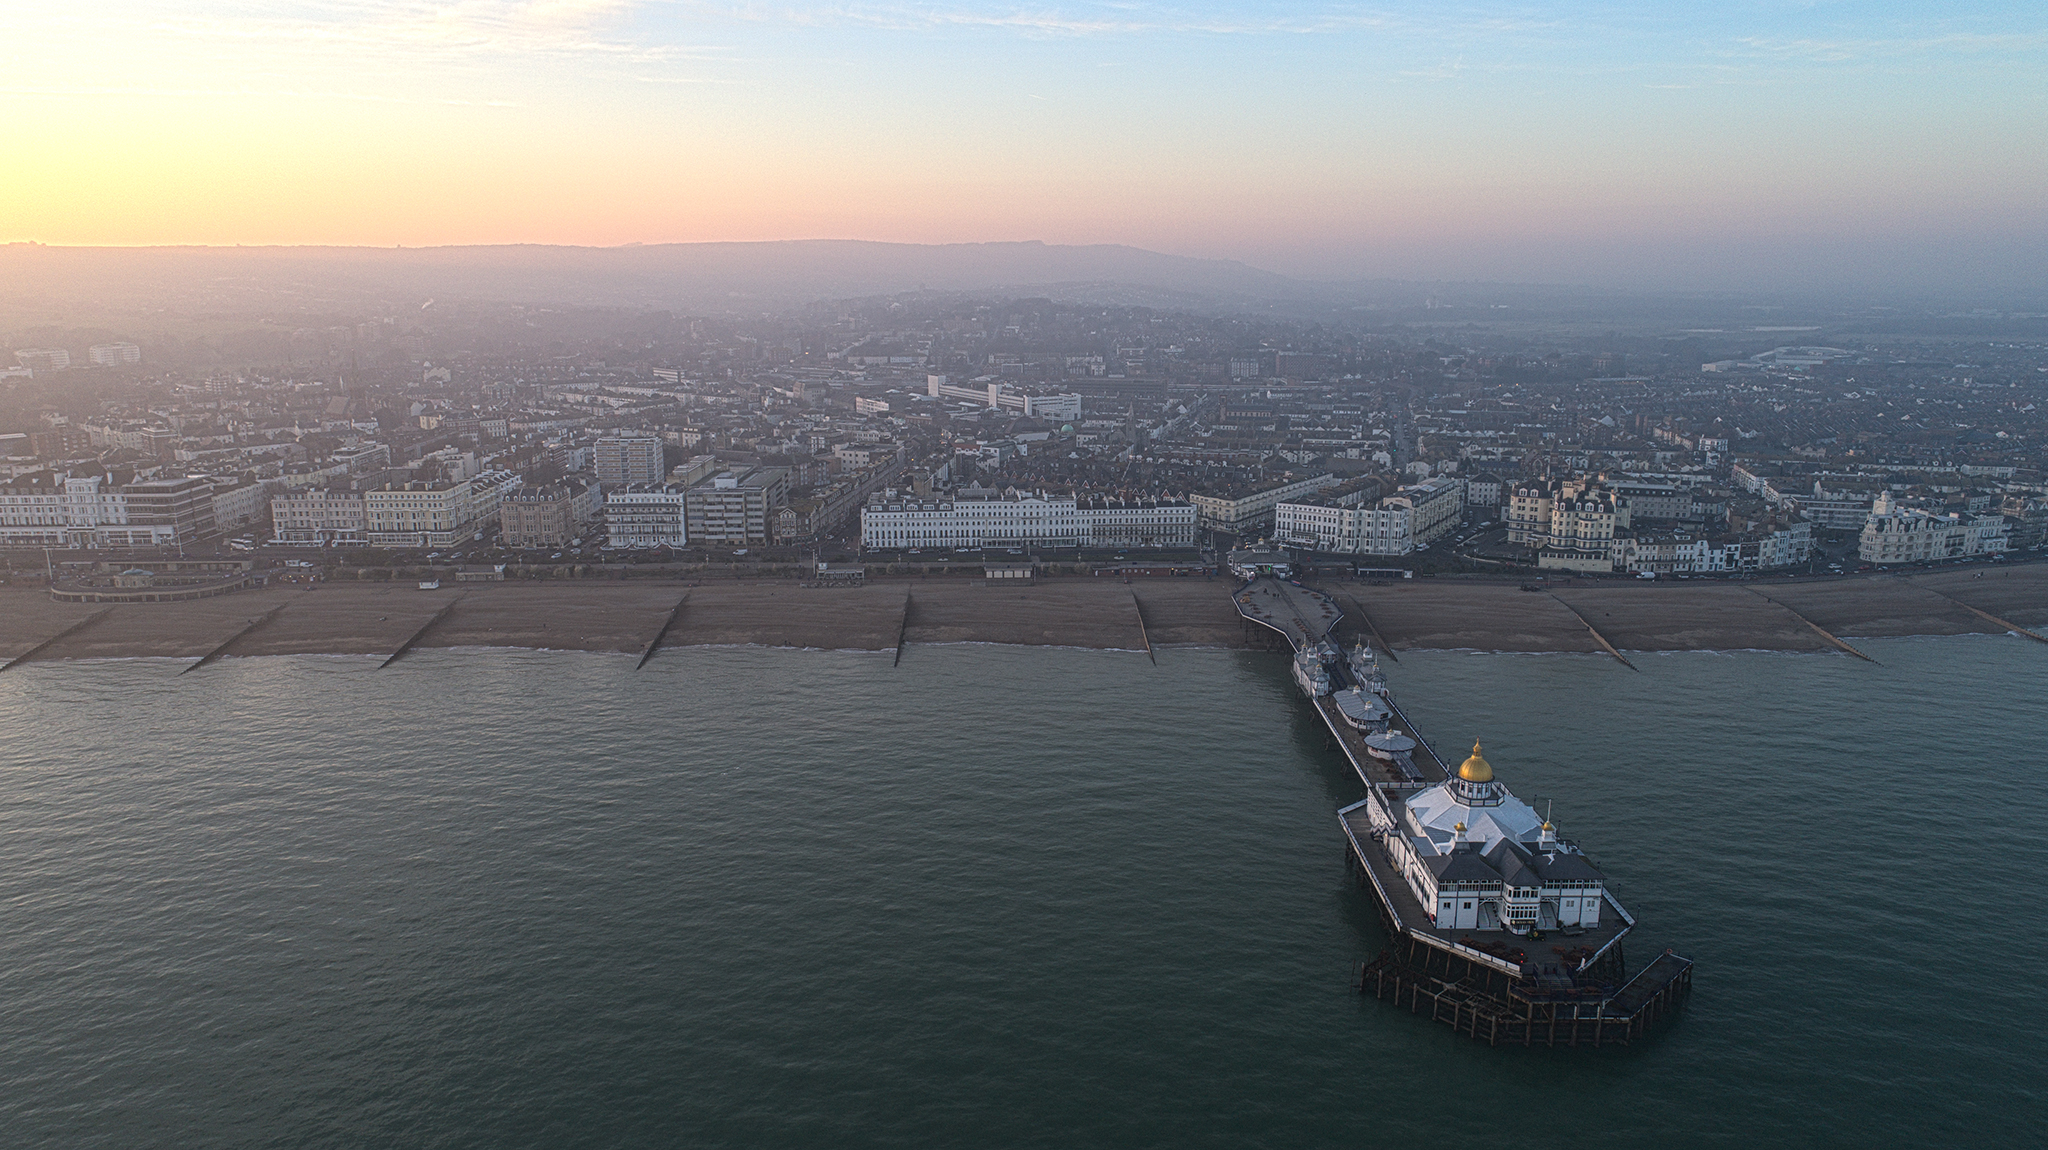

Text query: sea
(0, 636), (2042, 1148)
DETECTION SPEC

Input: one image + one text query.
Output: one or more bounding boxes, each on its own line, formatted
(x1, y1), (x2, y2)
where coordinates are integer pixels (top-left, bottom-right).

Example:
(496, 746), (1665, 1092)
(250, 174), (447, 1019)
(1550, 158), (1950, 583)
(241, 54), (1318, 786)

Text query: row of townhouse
(1603, 522), (1813, 575)
(1506, 475), (1730, 547)
(602, 453), (910, 552)
(860, 488), (1196, 549)
(364, 470), (520, 548)
(1272, 475), (1466, 556)
(500, 478), (603, 548)
(276, 470), (522, 548)
(1189, 473), (1338, 534)
(776, 457), (907, 545)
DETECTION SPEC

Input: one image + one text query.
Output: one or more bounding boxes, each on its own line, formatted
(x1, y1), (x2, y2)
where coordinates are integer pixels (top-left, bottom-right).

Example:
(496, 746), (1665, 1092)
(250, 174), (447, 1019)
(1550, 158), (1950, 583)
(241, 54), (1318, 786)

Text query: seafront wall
(0, 568), (2043, 664)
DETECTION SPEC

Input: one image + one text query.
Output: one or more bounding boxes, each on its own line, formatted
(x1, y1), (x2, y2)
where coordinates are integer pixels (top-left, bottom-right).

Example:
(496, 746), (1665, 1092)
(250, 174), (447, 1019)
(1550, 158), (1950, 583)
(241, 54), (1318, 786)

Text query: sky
(4, 2), (2045, 290)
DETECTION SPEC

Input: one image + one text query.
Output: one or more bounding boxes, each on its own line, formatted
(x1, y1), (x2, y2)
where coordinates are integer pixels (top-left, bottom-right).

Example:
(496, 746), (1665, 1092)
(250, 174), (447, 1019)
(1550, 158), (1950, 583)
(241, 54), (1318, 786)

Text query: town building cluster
(2, 296), (2043, 575)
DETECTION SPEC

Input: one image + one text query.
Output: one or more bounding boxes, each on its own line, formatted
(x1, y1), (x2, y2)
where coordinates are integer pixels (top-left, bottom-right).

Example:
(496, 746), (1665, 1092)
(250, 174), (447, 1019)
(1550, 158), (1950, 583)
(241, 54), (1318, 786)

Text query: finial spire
(1457, 740), (1494, 784)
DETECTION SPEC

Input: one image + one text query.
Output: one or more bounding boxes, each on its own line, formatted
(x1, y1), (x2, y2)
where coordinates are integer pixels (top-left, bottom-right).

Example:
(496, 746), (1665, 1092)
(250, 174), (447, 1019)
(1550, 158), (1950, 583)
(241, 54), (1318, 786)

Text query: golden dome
(1458, 740), (1494, 783)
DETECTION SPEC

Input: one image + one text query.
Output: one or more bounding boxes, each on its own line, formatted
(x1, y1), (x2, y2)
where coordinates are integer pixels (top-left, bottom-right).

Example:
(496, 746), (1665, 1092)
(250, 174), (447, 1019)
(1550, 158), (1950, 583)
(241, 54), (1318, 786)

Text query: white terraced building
(861, 489), (1195, 549)
(0, 473), (186, 547)
(271, 489), (365, 544)
(1858, 494), (2008, 565)
(605, 484), (689, 549)
(1073, 497), (1198, 546)
(1273, 475), (1466, 556)
(363, 470), (519, 548)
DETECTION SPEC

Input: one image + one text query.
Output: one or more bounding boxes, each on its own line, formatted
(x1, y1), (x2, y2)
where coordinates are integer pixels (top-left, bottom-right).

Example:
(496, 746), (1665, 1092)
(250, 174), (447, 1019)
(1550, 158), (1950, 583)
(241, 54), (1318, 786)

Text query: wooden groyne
(1911, 582), (2048, 645)
(379, 596), (463, 669)
(181, 601), (292, 675)
(1337, 592), (1398, 662)
(1130, 590), (1156, 665)
(1549, 596), (1639, 671)
(1743, 587), (1879, 663)
(1, 607), (116, 672)
(893, 591), (914, 666)
(635, 593), (690, 670)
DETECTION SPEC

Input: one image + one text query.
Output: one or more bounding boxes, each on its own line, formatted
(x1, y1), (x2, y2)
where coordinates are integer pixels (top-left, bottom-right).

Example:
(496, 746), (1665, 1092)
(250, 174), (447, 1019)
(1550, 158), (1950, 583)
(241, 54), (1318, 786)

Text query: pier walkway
(1317, 694), (1450, 788)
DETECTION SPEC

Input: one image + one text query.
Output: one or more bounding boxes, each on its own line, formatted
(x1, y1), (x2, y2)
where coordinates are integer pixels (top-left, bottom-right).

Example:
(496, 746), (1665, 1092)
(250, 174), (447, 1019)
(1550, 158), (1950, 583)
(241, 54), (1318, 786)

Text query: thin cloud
(695, 3), (1408, 37)
(1726, 30), (2048, 64)
(0, 84), (417, 102)
(32, 2), (730, 67)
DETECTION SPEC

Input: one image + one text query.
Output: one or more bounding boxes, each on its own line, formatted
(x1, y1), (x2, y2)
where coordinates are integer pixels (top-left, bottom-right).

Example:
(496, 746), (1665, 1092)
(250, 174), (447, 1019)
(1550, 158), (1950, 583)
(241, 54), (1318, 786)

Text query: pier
(1236, 573), (1693, 1046)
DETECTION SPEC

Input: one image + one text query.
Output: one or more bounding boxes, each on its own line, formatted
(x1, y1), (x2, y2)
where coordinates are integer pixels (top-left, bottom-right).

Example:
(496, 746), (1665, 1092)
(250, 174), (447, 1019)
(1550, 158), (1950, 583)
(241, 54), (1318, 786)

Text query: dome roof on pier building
(1458, 741), (1494, 783)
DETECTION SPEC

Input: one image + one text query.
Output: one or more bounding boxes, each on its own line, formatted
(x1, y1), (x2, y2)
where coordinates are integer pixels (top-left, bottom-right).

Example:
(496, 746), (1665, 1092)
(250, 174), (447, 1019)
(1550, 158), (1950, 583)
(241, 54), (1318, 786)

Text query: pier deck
(1233, 577), (1341, 651)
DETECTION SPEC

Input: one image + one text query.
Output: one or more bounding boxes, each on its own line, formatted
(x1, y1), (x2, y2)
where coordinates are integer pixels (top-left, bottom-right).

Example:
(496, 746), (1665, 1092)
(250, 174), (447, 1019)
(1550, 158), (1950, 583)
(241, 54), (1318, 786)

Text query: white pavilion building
(1380, 742), (1608, 934)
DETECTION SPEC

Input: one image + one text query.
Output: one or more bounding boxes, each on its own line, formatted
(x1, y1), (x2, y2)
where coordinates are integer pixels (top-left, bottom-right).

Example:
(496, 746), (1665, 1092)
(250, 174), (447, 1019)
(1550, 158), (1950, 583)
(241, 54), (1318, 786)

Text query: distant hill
(0, 239), (1315, 315)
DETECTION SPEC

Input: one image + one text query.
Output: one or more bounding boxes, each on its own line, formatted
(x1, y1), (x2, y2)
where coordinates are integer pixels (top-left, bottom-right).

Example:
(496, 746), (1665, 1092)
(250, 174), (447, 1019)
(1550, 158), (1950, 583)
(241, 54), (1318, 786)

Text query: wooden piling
(181, 601), (291, 674)
(635, 593), (689, 670)
(379, 595), (463, 669)
(0, 607), (114, 672)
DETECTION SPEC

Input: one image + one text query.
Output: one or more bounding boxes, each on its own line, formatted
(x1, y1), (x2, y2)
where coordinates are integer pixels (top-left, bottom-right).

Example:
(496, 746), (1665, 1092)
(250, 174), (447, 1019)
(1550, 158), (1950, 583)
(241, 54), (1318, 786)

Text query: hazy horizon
(7, 3), (2046, 294)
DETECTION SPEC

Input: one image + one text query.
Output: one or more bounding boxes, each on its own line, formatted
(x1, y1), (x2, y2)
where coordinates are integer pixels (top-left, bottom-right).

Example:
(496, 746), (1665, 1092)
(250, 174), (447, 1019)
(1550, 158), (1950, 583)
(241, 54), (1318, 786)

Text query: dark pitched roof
(1425, 851), (1502, 884)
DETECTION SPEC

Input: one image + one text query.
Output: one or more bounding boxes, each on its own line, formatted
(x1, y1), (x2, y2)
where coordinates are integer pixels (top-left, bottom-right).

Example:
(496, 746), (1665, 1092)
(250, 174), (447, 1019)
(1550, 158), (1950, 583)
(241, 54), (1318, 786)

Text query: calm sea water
(0, 637), (2042, 1147)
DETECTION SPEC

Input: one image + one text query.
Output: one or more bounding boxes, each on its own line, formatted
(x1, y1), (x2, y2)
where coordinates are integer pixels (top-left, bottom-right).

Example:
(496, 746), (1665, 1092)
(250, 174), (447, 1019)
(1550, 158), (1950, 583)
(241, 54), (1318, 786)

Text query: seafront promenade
(0, 566), (2043, 666)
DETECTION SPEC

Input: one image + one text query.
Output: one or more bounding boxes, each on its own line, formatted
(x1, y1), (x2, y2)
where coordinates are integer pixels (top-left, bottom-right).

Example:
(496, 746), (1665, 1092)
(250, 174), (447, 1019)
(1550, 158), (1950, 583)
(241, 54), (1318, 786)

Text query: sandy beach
(2, 567), (2043, 667)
